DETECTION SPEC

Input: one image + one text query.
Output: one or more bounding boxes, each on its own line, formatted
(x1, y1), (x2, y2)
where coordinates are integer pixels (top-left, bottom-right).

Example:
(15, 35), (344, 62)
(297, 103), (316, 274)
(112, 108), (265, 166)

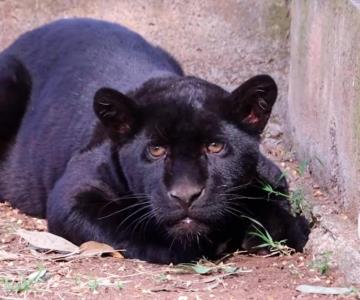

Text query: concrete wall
(288, 0), (360, 220)
(0, 0), (290, 122)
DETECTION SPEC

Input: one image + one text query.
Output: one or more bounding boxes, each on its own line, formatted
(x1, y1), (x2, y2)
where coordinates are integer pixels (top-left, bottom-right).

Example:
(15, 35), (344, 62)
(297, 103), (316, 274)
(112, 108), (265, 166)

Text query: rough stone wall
(0, 0), (290, 122)
(288, 0), (360, 220)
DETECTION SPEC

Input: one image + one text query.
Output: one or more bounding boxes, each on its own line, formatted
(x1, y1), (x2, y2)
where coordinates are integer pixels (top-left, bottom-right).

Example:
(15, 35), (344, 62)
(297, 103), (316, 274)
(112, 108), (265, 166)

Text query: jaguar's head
(93, 75), (277, 241)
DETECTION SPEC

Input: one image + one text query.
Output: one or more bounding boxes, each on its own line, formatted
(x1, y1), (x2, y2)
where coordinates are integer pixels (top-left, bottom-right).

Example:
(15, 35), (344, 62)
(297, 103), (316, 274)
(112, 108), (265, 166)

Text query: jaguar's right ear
(223, 75), (277, 134)
(93, 87), (138, 135)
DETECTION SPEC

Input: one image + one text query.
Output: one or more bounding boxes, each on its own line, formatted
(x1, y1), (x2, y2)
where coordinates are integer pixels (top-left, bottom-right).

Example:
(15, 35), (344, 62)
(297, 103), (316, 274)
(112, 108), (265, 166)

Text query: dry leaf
(296, 285), (353, 295)
(17, 229), (79, 253)
(79, 241), (124, 258)
(0, 249), (18, 261)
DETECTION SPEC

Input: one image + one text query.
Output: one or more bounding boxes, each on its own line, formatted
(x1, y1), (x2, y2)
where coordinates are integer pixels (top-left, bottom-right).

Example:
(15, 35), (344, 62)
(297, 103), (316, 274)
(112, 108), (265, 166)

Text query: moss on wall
(265, 0), (290, 40)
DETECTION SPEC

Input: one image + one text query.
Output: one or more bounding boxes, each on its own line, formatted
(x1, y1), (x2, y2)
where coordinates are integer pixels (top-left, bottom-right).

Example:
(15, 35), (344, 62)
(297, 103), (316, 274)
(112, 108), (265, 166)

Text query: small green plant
(311, 251), (332, 275)
(262, 184), (308, 216)
(262, 183), (288, 198)
(277, 171), (288, 183)
(289, 188), (306, 215)
(1, 268), (47, 293)
(116, 281), (124, 290)
(88, 278), (99, 291)
(297, 159), (310, 176)
(176, 259), (243, 275)
(243, 216), (294, 256)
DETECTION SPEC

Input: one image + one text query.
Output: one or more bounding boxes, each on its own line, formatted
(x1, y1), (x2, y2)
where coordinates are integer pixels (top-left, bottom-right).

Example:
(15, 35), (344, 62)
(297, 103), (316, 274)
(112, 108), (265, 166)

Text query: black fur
(0, 19), (309, 263)
(0, 55), (31, 159)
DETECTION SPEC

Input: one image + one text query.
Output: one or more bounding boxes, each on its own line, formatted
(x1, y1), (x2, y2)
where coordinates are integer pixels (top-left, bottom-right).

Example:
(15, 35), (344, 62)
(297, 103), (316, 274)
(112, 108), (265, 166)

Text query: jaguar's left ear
(225, 75), (277, 134)
(93, 87), (138, 136)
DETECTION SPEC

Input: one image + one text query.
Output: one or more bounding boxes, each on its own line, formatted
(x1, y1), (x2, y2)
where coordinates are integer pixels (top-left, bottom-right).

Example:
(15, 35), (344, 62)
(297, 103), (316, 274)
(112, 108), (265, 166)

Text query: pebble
(313, 190), (324, 197)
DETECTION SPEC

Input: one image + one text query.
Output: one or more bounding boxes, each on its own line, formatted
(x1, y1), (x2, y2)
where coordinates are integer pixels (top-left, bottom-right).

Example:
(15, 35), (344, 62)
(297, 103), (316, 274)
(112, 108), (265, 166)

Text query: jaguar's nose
(168, 183), (205, 208)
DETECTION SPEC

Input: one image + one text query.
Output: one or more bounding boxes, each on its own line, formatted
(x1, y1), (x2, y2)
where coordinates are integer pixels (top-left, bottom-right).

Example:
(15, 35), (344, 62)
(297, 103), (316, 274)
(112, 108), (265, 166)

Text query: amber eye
(206, 142), (225, 154)
(148, 145), (167, 158)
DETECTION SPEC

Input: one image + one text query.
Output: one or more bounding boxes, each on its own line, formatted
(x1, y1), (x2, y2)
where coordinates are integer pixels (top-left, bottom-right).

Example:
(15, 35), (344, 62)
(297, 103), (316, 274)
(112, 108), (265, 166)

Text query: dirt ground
(0, 135), (358, 300)
(0, 2), (358, 298)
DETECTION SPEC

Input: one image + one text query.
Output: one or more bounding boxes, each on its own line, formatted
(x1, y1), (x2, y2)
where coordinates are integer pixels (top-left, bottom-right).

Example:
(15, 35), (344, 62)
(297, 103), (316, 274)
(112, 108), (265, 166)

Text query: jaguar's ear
(225, 75), (277, 134)
(93, 87), (138, 135)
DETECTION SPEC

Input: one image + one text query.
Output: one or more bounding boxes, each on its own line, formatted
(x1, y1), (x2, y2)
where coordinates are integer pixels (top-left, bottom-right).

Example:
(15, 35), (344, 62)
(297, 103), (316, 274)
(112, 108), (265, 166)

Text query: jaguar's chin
(166, 217), (210, 238)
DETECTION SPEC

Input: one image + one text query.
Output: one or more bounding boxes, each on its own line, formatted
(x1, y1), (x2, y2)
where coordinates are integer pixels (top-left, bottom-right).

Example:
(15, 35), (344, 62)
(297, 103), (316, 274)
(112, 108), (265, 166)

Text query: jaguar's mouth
(175, 217), (197, 228)
(166, 216), (210, 237)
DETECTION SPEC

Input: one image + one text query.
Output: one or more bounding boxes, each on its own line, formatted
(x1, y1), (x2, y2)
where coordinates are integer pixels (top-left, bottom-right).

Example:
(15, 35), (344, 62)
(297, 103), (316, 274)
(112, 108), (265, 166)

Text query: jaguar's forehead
(134, 76), (229, 108)
(141, 101), (224, 144)
(131, 77), (227, 141)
